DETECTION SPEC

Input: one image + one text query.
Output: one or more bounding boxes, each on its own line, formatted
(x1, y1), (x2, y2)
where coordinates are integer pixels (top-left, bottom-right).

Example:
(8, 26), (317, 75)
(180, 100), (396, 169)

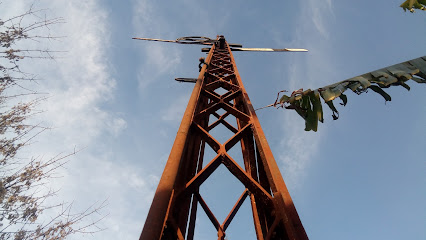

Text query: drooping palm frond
(275, 56), (426, 131)
(400, 0), (426, 12)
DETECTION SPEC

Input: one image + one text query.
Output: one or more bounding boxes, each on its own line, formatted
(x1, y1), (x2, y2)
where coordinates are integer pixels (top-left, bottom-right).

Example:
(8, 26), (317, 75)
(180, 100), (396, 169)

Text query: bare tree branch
(1, 4), (106, 239)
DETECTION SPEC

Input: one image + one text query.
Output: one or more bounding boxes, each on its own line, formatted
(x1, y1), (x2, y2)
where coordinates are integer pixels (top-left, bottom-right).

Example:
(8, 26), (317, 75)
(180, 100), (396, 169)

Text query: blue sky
(1, 0), (425, 239)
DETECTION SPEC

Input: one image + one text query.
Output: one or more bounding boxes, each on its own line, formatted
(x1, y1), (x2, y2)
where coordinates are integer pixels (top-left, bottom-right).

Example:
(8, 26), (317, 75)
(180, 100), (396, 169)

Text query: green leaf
(303, 92), (321, 132)
(279, 94), (290, 103)
(320, 87), (343, 102)
(320, 88), (335, 102)
(274, 55), (426, 132)
(351, 76), (371, 89)
(348, 82), (361, 92)
(371, 71), (398, 86)
(301, 94), (310, 111)
(312, 90), (324, 123)
(399, 81), (411, 91)
(325, 101), (339, 120)
(369, 85), (391, 102)
(288, 96), (296, 105)
(304, 106), (316, 132)
(339, 93), (348, 106)
(393, 71), (412, 81)
(411, 76), (426, 83)
(294, 95), (308, 119)
(400, 0), (426, 12)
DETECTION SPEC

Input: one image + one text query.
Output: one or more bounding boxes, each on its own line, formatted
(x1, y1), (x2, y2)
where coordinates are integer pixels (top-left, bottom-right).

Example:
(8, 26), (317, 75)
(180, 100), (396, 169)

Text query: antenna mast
(139, 35), (308, 240)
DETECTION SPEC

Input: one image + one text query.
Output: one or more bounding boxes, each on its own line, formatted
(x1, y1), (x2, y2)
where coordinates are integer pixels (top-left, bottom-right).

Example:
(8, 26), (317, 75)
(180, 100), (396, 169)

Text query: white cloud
(277, 0), (334, 189)
(45, 152), (157, 240)
(5, 0), (127, 146)
(107, 117), (128, 137)
(278, 113), (324, 188)
(0, 1), (154, 239)
(309, 0), (334, 38)
(136, 43), (181, 91)
(160, 94), (189, 122)
(132, 0), (182, 92)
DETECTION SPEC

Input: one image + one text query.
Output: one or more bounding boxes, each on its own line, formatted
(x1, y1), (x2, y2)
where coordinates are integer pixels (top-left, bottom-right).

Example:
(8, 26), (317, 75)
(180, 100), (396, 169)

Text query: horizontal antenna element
(175, 78), (198, 83)
(230, 47), (308, 52)
(133, 36), (308, 52)
(133, 36), (243, 47)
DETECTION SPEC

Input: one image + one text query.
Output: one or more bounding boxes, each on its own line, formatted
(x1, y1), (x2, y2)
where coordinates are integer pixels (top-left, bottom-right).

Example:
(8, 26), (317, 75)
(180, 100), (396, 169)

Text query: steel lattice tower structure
(140, 36), (308, 240)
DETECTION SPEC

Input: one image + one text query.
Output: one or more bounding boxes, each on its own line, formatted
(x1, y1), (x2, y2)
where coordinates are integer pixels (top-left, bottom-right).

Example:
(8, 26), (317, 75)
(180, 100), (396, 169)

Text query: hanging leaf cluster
(275, 56), (426, 132)
(400, 0), (426, 12)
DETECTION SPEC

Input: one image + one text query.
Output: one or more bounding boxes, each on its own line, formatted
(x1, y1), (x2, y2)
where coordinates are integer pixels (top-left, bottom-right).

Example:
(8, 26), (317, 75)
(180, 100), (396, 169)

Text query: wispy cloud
(132, 0), (182, 93)
(56, 152), (158, 240)
(10, 0), (127, 146)
(278, 0), (334, 189)
(0, 1), (154, 239)
(160, 94), (189, 122)
(135, 43), (181, 91)
(310, 0), (334, 38)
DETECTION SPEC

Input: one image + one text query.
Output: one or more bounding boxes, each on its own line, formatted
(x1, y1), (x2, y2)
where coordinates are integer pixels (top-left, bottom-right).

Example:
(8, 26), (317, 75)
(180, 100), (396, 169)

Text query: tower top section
(133, 35), (308, 52)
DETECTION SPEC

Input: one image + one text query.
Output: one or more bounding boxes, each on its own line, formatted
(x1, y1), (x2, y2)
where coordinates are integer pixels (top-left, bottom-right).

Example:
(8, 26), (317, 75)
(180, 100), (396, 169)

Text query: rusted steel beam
(221, 102), (251, 122)
(186, 194), (198, 240)
(250, 194), (265, 240)
(186, 139), (207, 240)
(254, 143), (275, 237)
(207, 114), (238, 134)
(223, 89), (242, 102)
(255, 143), (272, 194)
(222, 73), (237, 82)
(141, 36), (308, 240)
(201, 89), (221, 102)
(168, 217), (186, 240)
(174, 131), (197, 234)
(208, 66), (234, 76)
(173, 97), (208, 232)
(224, 123), (252, 151)
(174, 98), (210, 234)
(222, 153), (273, 205)
(139, 43), (216, 240)
(227, 43), (308, 240)
(204, 72), (221, 82)
(193, 123), (221, 152)
(205, 80), (223, 92)
(207, 118), (222, 132)
(195, 192), (223, 234)
(219, 79), (240, 91)
(222, 189), (249, 231)
(236, 113), (268, 239)
(211, 111), (221, 119)
(264, 217), (280, 240)
(184, 154), (222, 194)
(219, 119), (239, 134)
(239, 127), (258, 180)
(193, 102), (221, 122)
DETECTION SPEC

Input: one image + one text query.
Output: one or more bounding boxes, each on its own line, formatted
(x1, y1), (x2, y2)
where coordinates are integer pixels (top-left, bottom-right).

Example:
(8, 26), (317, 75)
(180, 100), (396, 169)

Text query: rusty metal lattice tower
(140, 36), (308, 240)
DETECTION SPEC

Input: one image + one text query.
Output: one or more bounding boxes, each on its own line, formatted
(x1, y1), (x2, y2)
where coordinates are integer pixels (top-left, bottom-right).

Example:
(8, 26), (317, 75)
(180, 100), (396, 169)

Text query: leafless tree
(1, 4), (106, 240)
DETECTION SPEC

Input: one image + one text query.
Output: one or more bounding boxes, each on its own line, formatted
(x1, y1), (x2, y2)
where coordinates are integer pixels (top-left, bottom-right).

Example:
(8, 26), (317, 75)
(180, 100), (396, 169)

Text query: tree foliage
(1, 5), (105, 240)
(273, 56), (426, 132)
(400, 0), (426, 12)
